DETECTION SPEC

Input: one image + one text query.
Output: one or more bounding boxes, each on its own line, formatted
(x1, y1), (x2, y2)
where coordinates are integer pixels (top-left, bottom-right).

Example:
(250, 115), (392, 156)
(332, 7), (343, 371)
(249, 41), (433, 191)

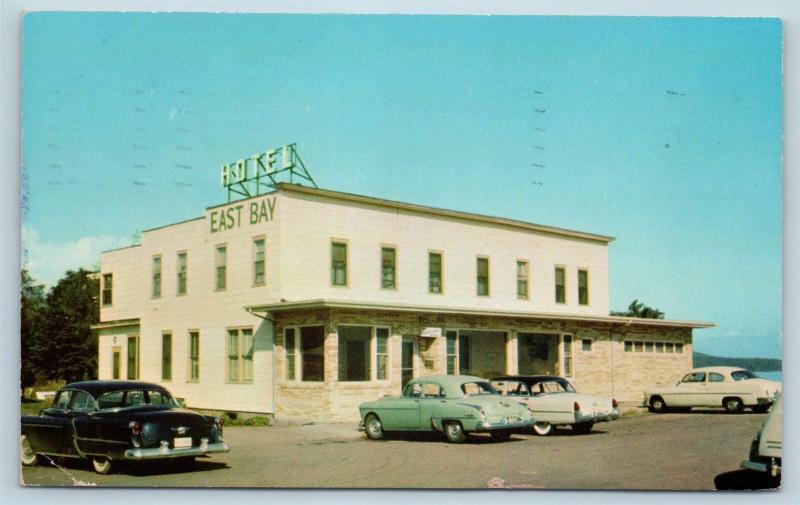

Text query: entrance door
(401, 339), (415, 389)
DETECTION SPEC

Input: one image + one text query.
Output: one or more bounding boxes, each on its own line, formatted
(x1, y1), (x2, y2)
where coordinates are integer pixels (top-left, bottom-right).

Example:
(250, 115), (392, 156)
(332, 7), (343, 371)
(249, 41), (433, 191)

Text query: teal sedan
(358, 375), (536, 443)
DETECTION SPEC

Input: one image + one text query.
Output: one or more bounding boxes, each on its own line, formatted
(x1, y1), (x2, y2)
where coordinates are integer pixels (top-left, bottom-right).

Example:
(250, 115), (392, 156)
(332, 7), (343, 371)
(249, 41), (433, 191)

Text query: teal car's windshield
(461, 381), (498, 396)
(731, 370), (758, 381)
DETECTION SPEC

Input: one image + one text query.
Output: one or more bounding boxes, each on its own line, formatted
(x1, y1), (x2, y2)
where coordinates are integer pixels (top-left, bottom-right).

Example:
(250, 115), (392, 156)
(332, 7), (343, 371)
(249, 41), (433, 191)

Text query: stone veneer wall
(272, 308), (693, 422)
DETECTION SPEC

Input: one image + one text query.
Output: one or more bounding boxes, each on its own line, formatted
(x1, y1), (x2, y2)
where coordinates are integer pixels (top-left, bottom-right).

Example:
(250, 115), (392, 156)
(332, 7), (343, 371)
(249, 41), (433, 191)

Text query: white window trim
(335, 324), (392, 384)
(284, 324), (327, 384)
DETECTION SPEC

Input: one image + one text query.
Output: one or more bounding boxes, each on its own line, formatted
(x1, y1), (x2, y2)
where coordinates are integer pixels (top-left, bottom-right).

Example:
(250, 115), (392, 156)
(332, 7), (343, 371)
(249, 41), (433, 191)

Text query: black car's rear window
(97, 390), (175, 410)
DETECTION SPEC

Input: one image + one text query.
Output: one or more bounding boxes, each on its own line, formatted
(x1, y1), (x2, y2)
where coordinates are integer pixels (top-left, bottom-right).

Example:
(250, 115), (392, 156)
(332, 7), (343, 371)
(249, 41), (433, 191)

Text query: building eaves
(91, 318), (141, 330)
(245, 299), (714, 329)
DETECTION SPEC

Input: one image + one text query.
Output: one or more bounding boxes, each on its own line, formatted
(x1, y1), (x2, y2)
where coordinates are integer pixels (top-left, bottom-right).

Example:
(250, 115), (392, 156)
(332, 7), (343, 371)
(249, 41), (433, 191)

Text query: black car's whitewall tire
(532, 421), (553, 436)
(20, 435), (39, 466)
(444, 421), (467, 443)
(365, 414), (384, 440)
(91, 456), (113, 474)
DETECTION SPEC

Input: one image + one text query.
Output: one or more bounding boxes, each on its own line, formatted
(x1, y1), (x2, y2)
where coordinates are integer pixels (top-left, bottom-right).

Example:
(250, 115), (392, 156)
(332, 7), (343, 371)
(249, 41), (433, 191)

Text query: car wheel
(444, 421), (467, 443)
(490, 431), (512, 442)
(532, 421), (553, 436)
(752, 404), (770, 414)
(365, 414), (385, 440)
(20, 435), (39, 466)
(572, 422), (594, 434)
(91, 456), (113, 475)
(723, 397), (744, 413)
(648, 396), (668, 413)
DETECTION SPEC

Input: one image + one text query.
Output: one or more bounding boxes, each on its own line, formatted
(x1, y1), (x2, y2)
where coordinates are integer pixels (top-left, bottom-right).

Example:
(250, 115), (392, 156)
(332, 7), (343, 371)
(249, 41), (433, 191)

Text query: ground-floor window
(162, 332), (172, 381)
(518, 333), (558, 375)
(562, 335), (573, 377)
(338, 326), (390, 382)
(127, 336), (139, 380)
(188, 331), (200, 382)
(445, 330), (457, 374)
(285, 326), (325, 382)
(112, 347), (121, 379)
(624, 339), (684, 354)
(227, 327), (254, 383)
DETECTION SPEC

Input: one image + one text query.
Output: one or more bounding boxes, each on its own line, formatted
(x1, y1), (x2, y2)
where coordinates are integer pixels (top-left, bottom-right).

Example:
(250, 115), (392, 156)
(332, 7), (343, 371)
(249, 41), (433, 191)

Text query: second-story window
(578, 269), (589, 305)
(177, 252), (187, 295)
(331, 242), (347, 286)
(151, 256), (161, 298)
(215, 245), (227, 291)
(477, 257), (490, 296)
(253, 237), (265, 286)
(102, 273), (113, 306)
(381, 247), (396, 289)
(429, 252), (443, 294)
(517, 260), (529, 299)
(555, 266), (566, 304)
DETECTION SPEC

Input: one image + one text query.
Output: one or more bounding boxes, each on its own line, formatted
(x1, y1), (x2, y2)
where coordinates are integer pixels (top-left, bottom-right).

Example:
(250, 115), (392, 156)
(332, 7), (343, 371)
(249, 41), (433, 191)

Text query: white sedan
(491, 375), (619, 435)
(643, 366), (781, 413)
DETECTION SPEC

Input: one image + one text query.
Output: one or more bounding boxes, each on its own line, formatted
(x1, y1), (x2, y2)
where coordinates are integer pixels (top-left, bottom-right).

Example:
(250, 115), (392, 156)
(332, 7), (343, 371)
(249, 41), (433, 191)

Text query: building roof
(246, 299), (715, 329)
(274, 183), (615, 244)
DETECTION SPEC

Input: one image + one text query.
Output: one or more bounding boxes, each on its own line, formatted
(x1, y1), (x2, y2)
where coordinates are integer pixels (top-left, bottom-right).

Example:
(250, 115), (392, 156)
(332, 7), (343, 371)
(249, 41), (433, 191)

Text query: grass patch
(21, 400), (48, 416)
(222, 413), (272, 427)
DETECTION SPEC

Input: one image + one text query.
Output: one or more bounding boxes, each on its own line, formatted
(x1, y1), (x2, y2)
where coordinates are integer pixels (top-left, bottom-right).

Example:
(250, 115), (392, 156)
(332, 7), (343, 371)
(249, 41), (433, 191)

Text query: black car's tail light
(129, 421), (142, 436)
(215, 416), (224, 429)
(573, 401), (581, 412)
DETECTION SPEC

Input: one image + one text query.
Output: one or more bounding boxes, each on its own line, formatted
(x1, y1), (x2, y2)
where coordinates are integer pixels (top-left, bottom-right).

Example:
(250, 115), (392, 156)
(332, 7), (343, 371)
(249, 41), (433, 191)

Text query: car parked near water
(642, 367), (781, 413)
(490, 375), (619, 435)
(741, 394), (781, 477)
(20, 381), (229, 474)
(358, 375), (536, 443)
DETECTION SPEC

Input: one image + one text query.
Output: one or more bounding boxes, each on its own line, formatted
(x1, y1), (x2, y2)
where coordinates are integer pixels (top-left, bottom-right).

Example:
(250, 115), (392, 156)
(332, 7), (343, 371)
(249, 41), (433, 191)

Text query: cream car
(491, 375), (619, 435)
(741, 395), (781, 477)
(643, 367), (781, 413)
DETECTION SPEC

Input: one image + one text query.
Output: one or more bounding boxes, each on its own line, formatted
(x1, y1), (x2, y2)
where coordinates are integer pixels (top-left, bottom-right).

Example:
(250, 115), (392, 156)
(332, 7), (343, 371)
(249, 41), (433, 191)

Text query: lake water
(757, 370), (782, 382)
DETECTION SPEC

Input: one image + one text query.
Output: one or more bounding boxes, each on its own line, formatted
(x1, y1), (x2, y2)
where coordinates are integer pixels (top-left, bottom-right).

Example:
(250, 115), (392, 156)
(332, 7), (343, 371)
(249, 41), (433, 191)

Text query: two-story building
(95, 182), (713, 422)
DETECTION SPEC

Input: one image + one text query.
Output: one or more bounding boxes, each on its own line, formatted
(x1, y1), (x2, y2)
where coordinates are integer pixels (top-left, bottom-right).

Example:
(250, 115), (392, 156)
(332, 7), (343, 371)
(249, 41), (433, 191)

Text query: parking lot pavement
(20, 410), (776, 490)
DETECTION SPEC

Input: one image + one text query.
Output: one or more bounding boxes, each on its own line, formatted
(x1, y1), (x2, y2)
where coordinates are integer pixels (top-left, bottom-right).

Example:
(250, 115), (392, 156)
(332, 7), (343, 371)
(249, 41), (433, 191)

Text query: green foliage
(21, 269), (99, 384)
(610, 299), (665, 319)
(222, 413), (272, 426)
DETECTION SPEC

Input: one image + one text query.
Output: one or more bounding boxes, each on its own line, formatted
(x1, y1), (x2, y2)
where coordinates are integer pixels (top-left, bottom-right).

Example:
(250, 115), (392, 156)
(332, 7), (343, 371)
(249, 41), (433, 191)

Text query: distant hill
(693, 352), (781, 372)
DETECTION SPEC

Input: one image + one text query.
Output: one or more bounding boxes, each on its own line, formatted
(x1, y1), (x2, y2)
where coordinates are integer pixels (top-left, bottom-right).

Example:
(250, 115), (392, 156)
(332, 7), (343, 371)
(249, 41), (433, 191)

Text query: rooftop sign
(221, 143), (317, 202)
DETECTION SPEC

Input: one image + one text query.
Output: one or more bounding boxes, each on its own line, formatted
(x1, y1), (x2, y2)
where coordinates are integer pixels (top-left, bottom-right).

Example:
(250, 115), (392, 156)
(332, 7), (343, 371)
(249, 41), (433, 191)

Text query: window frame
(101, 273), (113, 306)
(215, 244), (227, 291)
(336, 324), (392, 383)
(580, 337), (594, 353)
(226, 327), (255, 384)
(516, 259), (530, 299)
(330, 240), (349, 287)
(283, 325), (326, 383)
(252, 236), (266, 287)
(188, 330), (200, 382)
(554, 266), (566, 304)
(151, 255), (162, 299)
(428, 251), (444, 295)
(380, 245), (397, 290)
(561, 334), (574, 377)
(578, 268), (589, 306)
(126, 335), (139, 380)
(161, 331), (172, 381)
(476, 256), (490, 297)
(176, 251), (188, 296)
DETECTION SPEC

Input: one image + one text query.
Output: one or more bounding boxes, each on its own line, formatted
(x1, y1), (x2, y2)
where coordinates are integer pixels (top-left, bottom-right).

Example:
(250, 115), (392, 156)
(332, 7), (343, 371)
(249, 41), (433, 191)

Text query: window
(70, 391), (95, 412)
(581, 338), (592, 352)
(253, 238), (265, 286)
(446, 330), (457, 374)
(665, 342), (674, 353)
(655, 342), (664, 353)
(127, 336), (139, 380)
(300, 326), (325, 381)
(682, 372), (705, 383)
(102, 273), (113, 306)
(177, 252), (187, 295)
(675, 343), (684, 353)
(555, 267), (566, 303)
(227, 328), (254, 383)
(53, 390), (72, 410)
(162, 332), (172, 381)
(381, 247), (396, 289)
(285, 328), (296, 380)
(112, 348), (120, 379)
(188, 331), (200, 382)
(459, 335), (471, 375)
(215, 245), (227, 290)
(476, 257), (490, 296)
(624, 341), (633, 352)
(645, 342), (654, 353)
(331, 242), (347, 286)
(578, 269), (589, 305)
(634, 341), (644, 353)
(337, 326), (390, 382)
(562, 335), (573, 377)
(709, 372), (725, 382)
(429, 252), (443, 294)
(152, 256), (162, 298)
(517, 260), (529, 299)
(376, 328), (389, 380)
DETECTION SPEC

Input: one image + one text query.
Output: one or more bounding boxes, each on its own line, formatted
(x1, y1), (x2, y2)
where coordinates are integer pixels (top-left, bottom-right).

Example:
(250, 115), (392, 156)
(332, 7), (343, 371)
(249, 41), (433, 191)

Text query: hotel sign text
(209, 196), (276, 233)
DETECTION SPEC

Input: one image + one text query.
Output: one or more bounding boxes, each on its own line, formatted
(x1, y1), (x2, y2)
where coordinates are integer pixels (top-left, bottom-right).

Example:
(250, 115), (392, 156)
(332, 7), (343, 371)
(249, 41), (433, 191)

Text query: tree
(39, 269), (100, 382)
(611, 299), (665, 319)
(21, 270), (46, 387)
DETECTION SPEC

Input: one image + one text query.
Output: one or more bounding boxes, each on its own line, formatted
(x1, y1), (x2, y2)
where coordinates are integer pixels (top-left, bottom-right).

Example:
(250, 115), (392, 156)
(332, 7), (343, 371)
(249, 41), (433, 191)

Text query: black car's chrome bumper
(124, 441), (229, 460)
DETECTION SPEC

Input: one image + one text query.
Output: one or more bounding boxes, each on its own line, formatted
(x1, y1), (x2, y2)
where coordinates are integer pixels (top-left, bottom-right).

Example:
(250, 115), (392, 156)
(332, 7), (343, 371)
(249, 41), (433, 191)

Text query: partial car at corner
(642, 367), (781, 413)
(491, 375), (619, 435)
(20, 381), (229, 474)
(358, 375), (536, 443)
(741, 395), (782, 477)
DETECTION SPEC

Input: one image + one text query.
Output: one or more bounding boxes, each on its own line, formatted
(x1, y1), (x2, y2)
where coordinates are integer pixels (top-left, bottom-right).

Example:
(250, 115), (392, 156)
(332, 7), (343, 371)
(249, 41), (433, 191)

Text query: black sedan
(20, 381), (229, 474)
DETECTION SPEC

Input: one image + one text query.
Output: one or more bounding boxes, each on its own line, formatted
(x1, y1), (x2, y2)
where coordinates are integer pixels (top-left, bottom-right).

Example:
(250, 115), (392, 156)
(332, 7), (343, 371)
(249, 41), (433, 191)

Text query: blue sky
(21, 13), (782, 359)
